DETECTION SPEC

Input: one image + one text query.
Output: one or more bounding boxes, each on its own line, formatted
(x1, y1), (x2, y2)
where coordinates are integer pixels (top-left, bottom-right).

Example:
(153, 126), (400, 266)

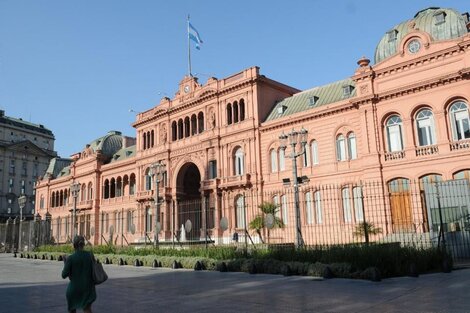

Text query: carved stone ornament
(161, 124), (167, 143)
(360, 84), (369, 95)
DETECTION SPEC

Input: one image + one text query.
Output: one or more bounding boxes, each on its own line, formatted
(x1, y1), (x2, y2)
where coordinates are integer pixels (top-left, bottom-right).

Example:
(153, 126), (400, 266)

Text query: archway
(176, 163), (202, 241)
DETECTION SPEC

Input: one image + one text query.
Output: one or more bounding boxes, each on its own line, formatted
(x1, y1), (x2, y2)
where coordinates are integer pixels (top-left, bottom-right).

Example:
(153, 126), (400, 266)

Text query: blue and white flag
(188, 22), (203, 50)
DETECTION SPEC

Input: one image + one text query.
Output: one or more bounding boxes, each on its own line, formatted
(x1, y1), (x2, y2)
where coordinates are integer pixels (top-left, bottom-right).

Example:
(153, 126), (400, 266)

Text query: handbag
(91, 253), (108, 285)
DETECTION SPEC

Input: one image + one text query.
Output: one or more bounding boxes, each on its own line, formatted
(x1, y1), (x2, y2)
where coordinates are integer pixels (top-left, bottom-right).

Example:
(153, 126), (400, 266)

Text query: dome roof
(375, 7), (469, 64)
(87, 131), (124, 158)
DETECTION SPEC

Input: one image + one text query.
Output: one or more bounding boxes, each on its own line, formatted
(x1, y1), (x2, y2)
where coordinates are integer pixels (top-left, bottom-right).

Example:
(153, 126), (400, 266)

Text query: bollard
(152, 259), (158, 268)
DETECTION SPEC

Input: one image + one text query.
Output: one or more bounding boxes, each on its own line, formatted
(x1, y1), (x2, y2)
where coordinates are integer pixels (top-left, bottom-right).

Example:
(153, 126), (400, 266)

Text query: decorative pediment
(6, 140), (54, 157)
(197, 89), (217, 98)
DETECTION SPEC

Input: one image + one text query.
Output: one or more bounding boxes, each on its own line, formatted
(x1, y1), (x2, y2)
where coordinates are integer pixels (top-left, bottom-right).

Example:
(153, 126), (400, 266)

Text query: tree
(353, 221), (382, 244)
(249, 202), (284, 243)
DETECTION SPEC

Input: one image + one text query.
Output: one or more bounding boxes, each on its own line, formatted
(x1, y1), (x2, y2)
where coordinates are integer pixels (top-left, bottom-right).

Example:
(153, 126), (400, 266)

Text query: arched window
(336, 134), (346, 161)
(270, 149), (278, 173)
(416, 109), (436, 146)
(234, 148), (244, 176)
(143, 132), (147, 150)
(178, 119), (183, 139)
(145, 169), (152, 191)
(386, 115), (404, 152)
(279, 148), (285, 171)
(303, 142), (311, 167)
(171, 121), (177, 141)
(314, 190), (322, 224)
(146, 132), (151, 148)
(227, 104), (232, 125)
(198, 112), (204, 133)
(51, 191), (55, 208)
(191, 114), (197, 135)
(239, 99), (245, 121)
(348, 132), (357, 160)
(311, 140), (319, 165)
(235, 195), (245, 228)
(352, 186), (364, 222)
(116, 177), (122, 197)
(88, 182), (93, 200)
(110, 178), (116, 198)
(81, 184), (86, 201)
(184, 117), (190, 137)
(103, 179), (110, 199)
(281, 194), (288, 224)
(388, 178), (412, 232)
(129, 173), (136, 195)
(151, 130), (154, 147)
(305, 192), (313, 224)
(233, 101), (239, 123)
(453, 169), (470, 180)
(449, 101), (470, 141)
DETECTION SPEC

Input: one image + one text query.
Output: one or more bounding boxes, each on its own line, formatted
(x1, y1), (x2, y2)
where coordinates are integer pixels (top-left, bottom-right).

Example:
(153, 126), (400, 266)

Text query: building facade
(35, 7), (470, 247)
(0, 110), (56, 222)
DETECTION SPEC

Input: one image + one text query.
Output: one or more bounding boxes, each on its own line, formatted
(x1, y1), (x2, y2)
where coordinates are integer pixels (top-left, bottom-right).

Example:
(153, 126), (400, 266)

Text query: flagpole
(187, 14), (192, 77)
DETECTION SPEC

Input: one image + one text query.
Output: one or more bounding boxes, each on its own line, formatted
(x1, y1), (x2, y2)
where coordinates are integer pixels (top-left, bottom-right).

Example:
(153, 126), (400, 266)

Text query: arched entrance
(176, 163), (202, 241)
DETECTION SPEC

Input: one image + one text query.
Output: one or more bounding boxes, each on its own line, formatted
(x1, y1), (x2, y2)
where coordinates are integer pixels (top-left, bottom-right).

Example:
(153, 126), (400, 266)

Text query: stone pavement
(0, 253), (469, 313)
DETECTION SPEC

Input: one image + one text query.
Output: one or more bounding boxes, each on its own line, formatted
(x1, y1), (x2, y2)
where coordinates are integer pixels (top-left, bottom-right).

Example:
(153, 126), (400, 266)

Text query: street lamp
(70, 181), (81, 238)
(18, 195), (27, 251)
(149, 161), (166, 248)
(279, 127), (308, 249)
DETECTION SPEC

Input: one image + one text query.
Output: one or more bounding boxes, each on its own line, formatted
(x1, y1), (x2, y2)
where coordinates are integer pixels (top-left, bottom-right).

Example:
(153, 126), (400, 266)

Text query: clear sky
(1, 0), (468, 157)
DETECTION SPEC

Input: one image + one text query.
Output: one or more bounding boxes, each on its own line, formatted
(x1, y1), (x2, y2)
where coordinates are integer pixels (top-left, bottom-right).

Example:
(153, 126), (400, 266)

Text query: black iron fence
(3, 179), (469, 262)
(0, 217), (52, 252)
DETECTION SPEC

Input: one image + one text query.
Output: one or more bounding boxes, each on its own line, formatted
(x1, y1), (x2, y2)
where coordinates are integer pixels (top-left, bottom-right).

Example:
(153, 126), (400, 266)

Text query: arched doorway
(176, 163), (202, 241)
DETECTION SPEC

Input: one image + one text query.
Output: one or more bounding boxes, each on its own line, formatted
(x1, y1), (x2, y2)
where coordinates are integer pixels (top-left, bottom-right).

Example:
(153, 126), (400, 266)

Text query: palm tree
(353, 221), (382, 244)
(249, 202), (284, 243)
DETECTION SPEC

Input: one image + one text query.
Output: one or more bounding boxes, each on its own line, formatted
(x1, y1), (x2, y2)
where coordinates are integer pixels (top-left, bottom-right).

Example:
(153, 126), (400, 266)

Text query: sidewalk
(0, 253), (469, 313)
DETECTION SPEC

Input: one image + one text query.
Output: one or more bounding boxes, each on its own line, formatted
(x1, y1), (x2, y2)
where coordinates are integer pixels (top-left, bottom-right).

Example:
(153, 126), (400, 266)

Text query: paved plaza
(0, 253), (469, 313)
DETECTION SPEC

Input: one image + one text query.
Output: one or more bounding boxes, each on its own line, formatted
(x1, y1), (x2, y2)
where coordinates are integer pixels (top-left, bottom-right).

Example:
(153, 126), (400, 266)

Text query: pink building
(36, 7), (470, 250)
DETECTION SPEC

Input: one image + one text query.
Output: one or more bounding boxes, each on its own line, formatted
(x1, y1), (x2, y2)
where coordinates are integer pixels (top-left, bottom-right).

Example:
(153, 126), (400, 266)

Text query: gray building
(0, 110), (56, 222)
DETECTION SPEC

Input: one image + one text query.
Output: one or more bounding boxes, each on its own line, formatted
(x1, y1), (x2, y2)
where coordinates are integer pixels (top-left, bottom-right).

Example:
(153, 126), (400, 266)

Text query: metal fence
(0, 217), (52, 252)
(3, 179), (470, 262)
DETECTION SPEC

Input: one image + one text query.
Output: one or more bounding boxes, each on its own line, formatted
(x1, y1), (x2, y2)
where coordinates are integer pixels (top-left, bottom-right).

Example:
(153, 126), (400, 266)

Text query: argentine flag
(188, 22), (203, 50)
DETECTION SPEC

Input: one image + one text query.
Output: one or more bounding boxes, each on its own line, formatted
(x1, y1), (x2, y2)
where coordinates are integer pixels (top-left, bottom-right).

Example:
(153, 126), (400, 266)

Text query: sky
(1, 0), (468, 157)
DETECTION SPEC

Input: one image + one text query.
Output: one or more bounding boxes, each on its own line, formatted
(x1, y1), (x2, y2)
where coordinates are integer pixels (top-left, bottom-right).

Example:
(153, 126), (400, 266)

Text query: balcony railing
(449, 139), (470, 151)
(384, 151), (405, 161)
(415, 145), (439, 157)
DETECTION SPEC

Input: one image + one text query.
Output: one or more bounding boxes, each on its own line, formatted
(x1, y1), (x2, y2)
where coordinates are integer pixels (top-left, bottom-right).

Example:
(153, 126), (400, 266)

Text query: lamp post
(70, 182), (81, 238)
(279, 127), (308, 249)
(149, 161), (166, 249)
(17, 195), (27, 251)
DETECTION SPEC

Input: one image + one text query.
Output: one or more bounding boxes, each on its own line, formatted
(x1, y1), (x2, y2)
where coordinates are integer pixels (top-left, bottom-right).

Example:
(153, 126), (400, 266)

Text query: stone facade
(0, 110), (56, 222)
(35, 7), (470, 245)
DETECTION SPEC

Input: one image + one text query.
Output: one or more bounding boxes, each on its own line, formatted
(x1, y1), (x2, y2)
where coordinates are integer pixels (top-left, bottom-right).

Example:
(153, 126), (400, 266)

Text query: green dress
(61, 250), (97, 311)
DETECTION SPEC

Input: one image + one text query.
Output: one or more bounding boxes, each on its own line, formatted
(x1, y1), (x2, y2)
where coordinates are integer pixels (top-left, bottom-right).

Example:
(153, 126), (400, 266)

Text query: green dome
(87, 131), (124, 158)
(375, 7), (469, 64)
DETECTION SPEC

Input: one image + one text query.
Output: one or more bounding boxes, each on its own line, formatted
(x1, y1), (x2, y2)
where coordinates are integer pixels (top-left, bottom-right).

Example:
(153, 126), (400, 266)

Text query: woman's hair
(73, 235), (85, 250)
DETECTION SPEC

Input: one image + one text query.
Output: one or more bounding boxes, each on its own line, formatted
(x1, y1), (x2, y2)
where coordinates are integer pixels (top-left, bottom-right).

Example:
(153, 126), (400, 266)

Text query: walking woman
(62, 235), (96, 313)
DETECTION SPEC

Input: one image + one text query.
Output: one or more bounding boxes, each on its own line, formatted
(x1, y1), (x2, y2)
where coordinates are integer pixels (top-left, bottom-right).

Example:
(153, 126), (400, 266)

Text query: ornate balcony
(450, 139), (470, 151)
(219, 174), (251, 189)
(415, 145), (439, 156)
(384, 151), (405, 161)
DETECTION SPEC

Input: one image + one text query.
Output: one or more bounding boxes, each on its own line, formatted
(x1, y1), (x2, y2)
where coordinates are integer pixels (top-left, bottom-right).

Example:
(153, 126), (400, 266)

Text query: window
(208, 160), (217, 179)
(88, 183), (93, 200)
(234, 148), (244, 176)
(270, 149), (278, 172)
(336, 135), (346, 161)
(145, 169), (152, 191)
(303, 143), (311, 167)
(308, 96), (319, 106)
(145, 207), (152, 233)
(342, 188), (352, 223)
(227, 104), (232, 125)
(21, 162), (27, 176)
(8, 178), (13, 193)
(386, 115), (404, 152)
(416, 109), (436, 146)
(9, 159), (15, 175)
(279, 149), (285, 171)
(171, 121), (177, 141)
(305, 192), (313, 224)
(198, 112), (204, 133)
(453, 169), (470, 180)
(127, 211), (134, 232)
(434, 11), (446, 25)
(387, 29), (398, 42)
(40, 196), (44, 209)
(273, 195), (280, 219)
(281, 195), (288, 224)
(33, 164), (39, 178)
(239, 99), (245, 121)
(347, 133), (357, 160)
(233, 101), (239, 123)
(311, 140), (319, 165)
(449, 101), (470, 141)
(342, 85), (354, 98)
(129, 174), (136, 195)
(314, 191), (322, 224)
(21, 180), (25, 195)
(352, 186), (364, 222)
(236, 196), (245, 229)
